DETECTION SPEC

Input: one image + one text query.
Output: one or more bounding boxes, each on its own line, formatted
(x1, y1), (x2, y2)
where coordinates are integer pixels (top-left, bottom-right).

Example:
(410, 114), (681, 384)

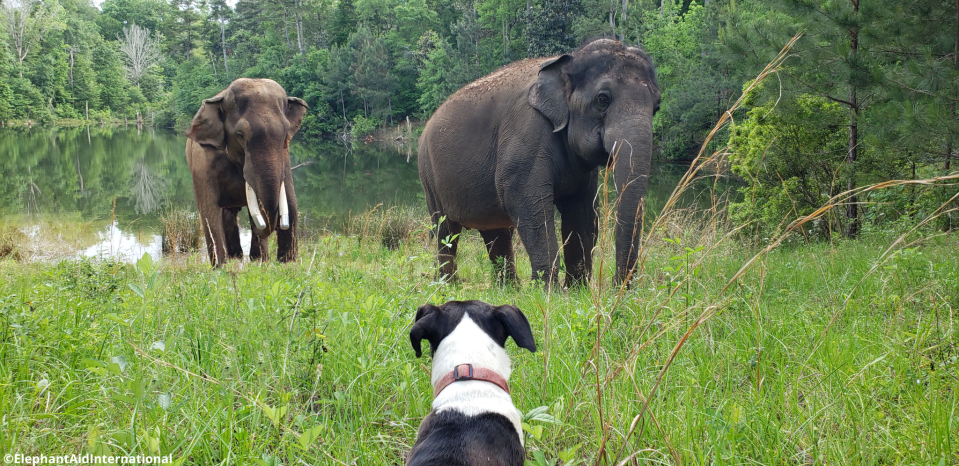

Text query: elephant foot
(530, 269), (560, 291)
(564, 275), (589, 289)
(437, 254), (459, 283)
(490, 265), (518, 287)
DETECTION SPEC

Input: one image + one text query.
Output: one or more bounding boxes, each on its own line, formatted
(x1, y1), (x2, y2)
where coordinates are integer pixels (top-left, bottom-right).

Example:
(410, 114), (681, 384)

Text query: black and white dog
(407, 300), (537, 466)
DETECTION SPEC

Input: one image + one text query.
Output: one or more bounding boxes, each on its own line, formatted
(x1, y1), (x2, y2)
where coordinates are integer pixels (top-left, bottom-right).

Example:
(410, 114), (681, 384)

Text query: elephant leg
(480, 228), (517, 284)
(248, 211), (269, 262)
(222, 207), (243, 259)
(508, 196), (560, 285)
(198, 207), (228, 267)
(434, 214), (463, 281)
(557, 193), (598, 288)
(276, 225), (296, 263)
(276, 176), (297, 263)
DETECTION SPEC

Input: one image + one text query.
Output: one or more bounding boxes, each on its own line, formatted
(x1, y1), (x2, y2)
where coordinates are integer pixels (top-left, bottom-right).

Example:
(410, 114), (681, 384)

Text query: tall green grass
(0, 212), (955, 464)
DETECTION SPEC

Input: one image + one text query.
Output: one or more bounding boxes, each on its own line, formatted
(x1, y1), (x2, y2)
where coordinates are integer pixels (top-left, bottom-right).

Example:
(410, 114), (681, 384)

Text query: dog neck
(433, 364), (510, 398)
(430, 315), (512, 386)
(429, 315), (524, 445)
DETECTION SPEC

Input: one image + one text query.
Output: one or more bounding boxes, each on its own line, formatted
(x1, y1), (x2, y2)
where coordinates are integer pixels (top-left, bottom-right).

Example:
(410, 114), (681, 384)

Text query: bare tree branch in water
(26, 166), (41, 215)
(129, 160), (168, 214)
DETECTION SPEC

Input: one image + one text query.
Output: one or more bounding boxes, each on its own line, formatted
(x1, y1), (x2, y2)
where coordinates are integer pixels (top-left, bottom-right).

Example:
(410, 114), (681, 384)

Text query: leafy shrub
(350, 115), (380, 139)
(728, 94), (848, 237)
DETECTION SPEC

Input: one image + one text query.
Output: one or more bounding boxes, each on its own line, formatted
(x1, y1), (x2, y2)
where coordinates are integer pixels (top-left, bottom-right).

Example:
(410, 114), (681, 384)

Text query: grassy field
(0, 202), (956, 465)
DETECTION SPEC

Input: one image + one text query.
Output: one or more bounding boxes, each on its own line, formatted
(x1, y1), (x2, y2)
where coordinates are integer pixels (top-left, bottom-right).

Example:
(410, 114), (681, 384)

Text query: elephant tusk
(278, 181), (290, 230)
(246, 182), (268, 230)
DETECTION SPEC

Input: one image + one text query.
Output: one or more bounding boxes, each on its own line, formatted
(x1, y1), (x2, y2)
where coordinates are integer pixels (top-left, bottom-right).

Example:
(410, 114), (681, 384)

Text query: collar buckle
(453, 364), (474, 381)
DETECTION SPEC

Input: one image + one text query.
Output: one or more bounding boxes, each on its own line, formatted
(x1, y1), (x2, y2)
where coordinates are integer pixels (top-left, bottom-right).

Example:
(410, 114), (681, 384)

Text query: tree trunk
(620, 0), (627, 41)
(503, 17), (508, 60)
(295, 0), (305, 56)
(283, 12), (293, 50)
(220, 20), (229, 75)
(946, 140), (953, 171)
(845, 10), (860, 239)
(68, 47), (74, 87)
(949, 0), (958, 171)
(609, 8), (615, 36)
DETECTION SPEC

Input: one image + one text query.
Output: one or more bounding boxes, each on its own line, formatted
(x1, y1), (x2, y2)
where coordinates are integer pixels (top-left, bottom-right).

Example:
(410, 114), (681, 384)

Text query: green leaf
(111, 393), (136, 404)
(136, 252), (154, 275)
(103, 313), (131, 327)
(523, 406), (558, 423)
(261, 402), (289, 426)
(82, 358), (106, 368)
(297, 424), (325, 450)
(522, 422), (544, 441)
(128, 283), (145, 298)
(532, 450), (548, 466)
(109, 355), (128, 373)
(558, 443), (582, 462)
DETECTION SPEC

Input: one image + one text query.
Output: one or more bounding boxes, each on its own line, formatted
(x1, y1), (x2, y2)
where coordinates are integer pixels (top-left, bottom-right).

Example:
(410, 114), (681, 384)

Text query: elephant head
(529, 39), (660, 283)
(186, 78), (307, 241)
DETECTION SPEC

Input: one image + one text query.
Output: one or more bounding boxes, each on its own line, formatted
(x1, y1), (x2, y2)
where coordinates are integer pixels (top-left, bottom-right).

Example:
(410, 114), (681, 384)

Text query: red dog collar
(433, 364), (510, 398)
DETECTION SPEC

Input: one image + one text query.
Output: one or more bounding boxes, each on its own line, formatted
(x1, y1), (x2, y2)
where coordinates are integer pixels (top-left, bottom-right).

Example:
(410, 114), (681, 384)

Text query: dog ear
(494, 305), (536, 353)
(186, 94), (226, 149)
(409, 304), (439, 358)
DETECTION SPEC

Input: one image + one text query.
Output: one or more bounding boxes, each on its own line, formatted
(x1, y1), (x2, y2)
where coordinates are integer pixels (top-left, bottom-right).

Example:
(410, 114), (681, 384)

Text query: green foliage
(0, 223), (956, 463)
(643, 2), (739, 160)
(350, 114), (381, 139)
(525, 0), (583, 57)
(415, 35), (456, 115)
(729, 94), (848, 237)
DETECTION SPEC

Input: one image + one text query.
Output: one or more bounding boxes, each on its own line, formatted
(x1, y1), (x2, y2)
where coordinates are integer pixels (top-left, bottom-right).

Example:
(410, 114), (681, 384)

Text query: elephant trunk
(608, 124), (653, 284)
(244, 150), (296, 238)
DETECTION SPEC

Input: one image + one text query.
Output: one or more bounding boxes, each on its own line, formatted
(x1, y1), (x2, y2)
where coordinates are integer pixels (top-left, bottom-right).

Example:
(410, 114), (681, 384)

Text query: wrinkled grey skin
(185, 78), (307, 267)
(418, 39), (660, 286)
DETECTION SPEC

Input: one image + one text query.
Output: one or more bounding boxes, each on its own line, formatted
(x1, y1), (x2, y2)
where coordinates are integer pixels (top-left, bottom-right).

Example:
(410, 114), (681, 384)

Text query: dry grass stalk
(160, 208), (202, 255)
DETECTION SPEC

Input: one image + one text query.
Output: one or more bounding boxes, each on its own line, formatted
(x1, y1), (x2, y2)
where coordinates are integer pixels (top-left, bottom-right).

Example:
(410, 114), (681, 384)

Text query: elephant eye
(596, 92), (611, 108)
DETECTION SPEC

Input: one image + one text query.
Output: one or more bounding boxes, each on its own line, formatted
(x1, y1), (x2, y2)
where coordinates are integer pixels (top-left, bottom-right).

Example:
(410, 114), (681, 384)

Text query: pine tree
(525, 0), (583, 57)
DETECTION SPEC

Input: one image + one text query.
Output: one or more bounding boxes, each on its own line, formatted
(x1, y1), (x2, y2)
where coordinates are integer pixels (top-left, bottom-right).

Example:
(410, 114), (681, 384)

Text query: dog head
(409, 300), (537, 359)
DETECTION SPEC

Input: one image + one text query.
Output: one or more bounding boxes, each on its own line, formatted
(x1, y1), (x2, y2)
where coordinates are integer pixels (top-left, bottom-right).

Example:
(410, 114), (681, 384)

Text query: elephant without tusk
(418, 39), (661, 287)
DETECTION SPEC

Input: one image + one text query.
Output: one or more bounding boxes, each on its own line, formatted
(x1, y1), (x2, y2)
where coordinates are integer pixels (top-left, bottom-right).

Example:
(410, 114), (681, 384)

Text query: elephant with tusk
(185, 78), (307, 266)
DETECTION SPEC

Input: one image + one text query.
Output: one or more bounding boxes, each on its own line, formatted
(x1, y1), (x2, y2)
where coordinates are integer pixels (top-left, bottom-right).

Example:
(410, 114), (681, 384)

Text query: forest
(2, 0), (958, 237)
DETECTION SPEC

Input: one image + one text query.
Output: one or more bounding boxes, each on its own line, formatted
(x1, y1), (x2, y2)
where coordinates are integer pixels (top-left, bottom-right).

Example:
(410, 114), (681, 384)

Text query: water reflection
(0, 126), (427, 261)
(80, 221), (163, 262)
(0, 126), (737, 262)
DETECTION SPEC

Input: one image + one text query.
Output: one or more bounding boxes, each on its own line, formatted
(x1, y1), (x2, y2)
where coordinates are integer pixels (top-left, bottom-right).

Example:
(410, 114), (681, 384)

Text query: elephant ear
(286, 97), (308, 140)
(528, 54), (572, 133)
(186, 95), (226, 149)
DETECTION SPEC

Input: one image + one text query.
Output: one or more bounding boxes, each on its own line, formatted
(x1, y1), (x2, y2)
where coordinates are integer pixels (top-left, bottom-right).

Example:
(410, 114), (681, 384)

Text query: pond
(0, 126), (734, 262)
